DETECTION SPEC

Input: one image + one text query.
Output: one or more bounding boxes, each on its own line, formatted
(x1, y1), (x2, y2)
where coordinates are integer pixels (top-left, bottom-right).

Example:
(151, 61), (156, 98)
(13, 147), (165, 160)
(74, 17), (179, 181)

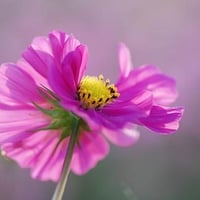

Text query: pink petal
(31, 36), (52, 56)
(99, 90), (153, 129)
(31, 30), (70, 58)
(118, 43), (133, 78)
(62, 45), (88, 90)
(103, 126), (140, 147)
(0, 63), (42, 104)
(48, 45), (87, 101)
(146, 74), (178, 105)
(22, 31), (81, 80)
(100, 103), (148, 129)
(50, 30), (69, 45)
(22, 46), (55, 79)
(75, 45), (88, 84)
(140, 106), (184, 134)
(63, 104), (101, 130)
(48, 31), (79, 64)
(0, 106), (50, 143)
(17, 59), (49, 88)
(2, 129), (109, 180)
(114, 89), (153, 114)
(71, 131), (109, 175)
(63, 35), (81, 58)
(48, 32), (63, 63)
(62, 48), (82, 92)
(117, 65), (177, 105)
(2, 130), (64, 182)
(63, 45), (88, 84)
(30, 132), (64, 181)
(48, 58), (75, 100)
(117, 65), (160, 91)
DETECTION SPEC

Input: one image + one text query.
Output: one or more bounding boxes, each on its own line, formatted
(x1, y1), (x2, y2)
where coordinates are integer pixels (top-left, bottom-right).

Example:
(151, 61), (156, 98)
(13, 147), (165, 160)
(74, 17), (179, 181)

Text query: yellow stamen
(77, 75), (120, 109)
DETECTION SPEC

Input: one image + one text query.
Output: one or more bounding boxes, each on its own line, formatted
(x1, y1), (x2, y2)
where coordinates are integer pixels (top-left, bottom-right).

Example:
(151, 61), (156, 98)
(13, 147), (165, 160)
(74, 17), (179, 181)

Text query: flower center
(77, 75), (120, 109)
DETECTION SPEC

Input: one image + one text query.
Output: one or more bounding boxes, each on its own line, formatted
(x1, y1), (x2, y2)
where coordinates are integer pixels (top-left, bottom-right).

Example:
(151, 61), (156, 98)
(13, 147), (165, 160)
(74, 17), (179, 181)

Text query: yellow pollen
(77, 75), (120, 109)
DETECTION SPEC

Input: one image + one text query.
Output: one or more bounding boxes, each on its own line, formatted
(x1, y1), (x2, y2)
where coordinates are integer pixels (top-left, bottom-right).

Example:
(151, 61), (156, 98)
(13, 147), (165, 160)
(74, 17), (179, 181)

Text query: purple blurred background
(0, 0), (199, 199)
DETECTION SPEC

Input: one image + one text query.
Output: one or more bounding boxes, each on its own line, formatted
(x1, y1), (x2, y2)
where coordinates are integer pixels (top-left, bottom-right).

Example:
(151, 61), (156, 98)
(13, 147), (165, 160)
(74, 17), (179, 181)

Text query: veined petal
(30, 132), (63, 181)
(2, 129), (109, 180)
(0, 106), (50, 143)
(117, 65), (177, 105)
(88, 109), (134, 130)
(62, 45), (87, 92)
(48, 45), (87, 101)
(1, 130), (63, 182)
(75, 45), (88, 84)
(32, 31), (80, 62)
(0, 63), (42, 104)
(23, 31), (82, 80)
(103, 126), (140, 147)
(48, 59), (75, 100)
(49, 31), (65, 63)
(101, 102), (150, 128)
(145, 74), (178, 105)
(116, 89), (153, 114)
(23, 47), (55, 78)
(140, 106), (184, 134)
(63, 35), (81, 58)
(17, 59), (49, 88)
(71, 131), (109, 175)
(117, 65), (161, 90)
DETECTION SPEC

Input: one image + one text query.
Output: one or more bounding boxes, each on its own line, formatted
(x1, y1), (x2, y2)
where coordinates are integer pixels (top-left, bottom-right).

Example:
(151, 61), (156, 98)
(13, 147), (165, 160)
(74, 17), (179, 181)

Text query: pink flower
(0, 30), (183, 182)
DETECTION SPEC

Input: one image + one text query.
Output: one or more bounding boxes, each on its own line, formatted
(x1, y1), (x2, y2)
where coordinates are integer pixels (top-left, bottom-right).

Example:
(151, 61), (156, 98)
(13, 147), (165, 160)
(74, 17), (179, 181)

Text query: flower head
(0, 30), (183, 181)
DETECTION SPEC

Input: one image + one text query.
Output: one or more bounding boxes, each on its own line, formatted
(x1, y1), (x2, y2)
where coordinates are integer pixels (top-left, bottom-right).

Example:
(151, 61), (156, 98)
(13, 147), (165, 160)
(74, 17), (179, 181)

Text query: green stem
(52, 118), (80, 200)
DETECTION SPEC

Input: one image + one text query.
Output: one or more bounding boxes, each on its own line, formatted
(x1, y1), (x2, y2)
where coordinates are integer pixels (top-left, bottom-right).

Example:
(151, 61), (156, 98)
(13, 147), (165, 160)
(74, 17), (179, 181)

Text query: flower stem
(52, 118), (80, 200)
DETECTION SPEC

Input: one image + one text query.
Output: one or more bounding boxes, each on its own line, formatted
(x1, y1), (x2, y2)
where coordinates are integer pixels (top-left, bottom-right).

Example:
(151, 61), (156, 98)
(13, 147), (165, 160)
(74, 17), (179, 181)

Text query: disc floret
(77, 75), (120, 109)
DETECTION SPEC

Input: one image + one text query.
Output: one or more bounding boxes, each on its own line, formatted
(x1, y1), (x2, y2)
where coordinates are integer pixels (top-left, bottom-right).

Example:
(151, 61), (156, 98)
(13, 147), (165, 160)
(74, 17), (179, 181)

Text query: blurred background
(0, 0), (199, 199)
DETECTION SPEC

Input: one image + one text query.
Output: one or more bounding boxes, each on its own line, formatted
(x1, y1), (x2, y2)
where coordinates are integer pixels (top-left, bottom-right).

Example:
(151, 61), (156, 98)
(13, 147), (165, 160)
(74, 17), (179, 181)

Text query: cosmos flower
(0, 30), (183, 182)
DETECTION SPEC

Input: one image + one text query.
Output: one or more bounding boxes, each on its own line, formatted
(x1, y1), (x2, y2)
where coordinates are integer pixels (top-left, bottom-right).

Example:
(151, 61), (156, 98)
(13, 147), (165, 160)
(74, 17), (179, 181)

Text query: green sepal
(33, 87), (90, 144)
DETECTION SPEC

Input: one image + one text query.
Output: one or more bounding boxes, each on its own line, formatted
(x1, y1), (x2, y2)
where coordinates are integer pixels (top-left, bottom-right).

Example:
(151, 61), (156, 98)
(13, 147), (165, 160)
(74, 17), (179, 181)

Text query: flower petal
(48, 31), (65, 63)
(22, 31), (80, 79)
(17, 58), (49, 88)
(99, 90), (153, 129)
(0, 63), (42, 104)
(2, 130), (64, 182)
(114, 89), (153, 114)
(30, 133), (66, 181)
(31, 35), (52, 55)
(117, 65), (178, 105)
(71, 131), (109, 175)
(146, 74), (178, 105)
(100, 104), (147, 129)
(63, 104), (101, 130)
(118, 43), (133, 78)
(48, 45), (87, 101)
(23, 46), (54, 78)
(103, 126), (140, 147)
(63, 34), (81, 58)
(0, 106), (50, 143)
(62, 45), (88, 93)
(140, 106), (184, 134)
(48, 60), (73, 100)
